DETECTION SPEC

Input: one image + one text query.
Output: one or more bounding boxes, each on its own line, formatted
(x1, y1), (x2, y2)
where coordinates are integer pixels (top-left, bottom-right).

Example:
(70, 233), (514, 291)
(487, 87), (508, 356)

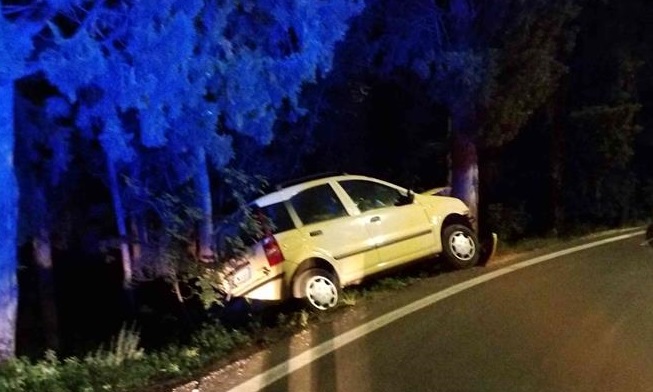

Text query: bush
(0, 322), (252, 392)
(486, 203), (530, 242)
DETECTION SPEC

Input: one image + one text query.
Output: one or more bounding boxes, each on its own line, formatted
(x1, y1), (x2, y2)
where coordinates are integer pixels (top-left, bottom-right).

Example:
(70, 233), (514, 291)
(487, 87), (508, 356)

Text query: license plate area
(232, 266), (251, 286)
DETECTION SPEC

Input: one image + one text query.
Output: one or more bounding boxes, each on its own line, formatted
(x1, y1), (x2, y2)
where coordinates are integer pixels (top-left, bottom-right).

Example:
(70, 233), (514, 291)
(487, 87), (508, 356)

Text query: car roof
(254, 174), (396, 208)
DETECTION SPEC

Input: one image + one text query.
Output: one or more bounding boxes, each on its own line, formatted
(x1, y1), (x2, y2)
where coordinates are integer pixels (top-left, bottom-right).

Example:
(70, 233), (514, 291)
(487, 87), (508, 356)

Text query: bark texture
(106, 157), (134, 312)
(0, 80), (19, 361)
(195, 149), (214, 261)
(33, 227), (60, 351)
(451, 130), (479, 232)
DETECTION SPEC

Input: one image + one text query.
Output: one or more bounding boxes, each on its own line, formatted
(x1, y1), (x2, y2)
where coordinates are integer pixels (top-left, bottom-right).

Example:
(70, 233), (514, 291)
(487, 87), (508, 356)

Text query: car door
(288, 183), (379, 284)
(338, 179), (436, 273)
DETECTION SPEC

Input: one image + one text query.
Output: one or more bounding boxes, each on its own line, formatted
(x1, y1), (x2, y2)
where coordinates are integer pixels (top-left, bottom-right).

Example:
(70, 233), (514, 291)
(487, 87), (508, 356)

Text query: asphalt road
(176, 230), (653, 392)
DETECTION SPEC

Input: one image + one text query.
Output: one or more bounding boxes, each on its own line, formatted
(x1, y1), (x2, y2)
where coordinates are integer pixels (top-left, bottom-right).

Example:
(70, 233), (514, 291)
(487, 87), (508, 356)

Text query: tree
(0, 65), (20, 363)
(320, 0), (582, 231)
(14, 92), (74, 351)
(0, 0), (63, 361)
(2, 0), (363, 358)
(26, 0), (363, 321)
(562, 0), (646, 226)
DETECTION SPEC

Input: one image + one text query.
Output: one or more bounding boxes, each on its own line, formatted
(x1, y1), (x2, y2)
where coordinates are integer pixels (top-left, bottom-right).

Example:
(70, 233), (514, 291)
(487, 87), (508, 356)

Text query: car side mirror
(396, 190), (414, 206)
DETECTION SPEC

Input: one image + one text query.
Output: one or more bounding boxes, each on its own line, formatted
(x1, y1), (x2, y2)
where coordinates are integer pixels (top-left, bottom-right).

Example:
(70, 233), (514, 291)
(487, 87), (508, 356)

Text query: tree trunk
(550, 108), (565, 234)
(195, 148), (214, 262)
(31, 185), (59, 350)
(33, 226), (59, 351)
(451, 129), (479, 232)
(129, 213), (151, 280)
(549, 85), (568, 234)
(0, 79), (19, 361)
(106, 157), (134, 309)
(130, 215), (142, 278)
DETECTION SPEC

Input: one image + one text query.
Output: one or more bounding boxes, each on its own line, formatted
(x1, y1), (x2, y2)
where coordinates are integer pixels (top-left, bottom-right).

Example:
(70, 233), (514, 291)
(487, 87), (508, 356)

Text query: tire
(295, 269), (340, 311)
(441, 224), (480, 269)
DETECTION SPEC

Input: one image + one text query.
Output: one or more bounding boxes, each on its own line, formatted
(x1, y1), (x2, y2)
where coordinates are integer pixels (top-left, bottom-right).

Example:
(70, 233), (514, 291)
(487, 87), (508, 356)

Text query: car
(216, 173), (480, 311)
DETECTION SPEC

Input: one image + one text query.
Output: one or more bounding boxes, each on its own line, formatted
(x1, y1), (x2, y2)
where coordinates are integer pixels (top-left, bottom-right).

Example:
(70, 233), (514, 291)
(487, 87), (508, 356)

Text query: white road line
(226, 230), (645, 392)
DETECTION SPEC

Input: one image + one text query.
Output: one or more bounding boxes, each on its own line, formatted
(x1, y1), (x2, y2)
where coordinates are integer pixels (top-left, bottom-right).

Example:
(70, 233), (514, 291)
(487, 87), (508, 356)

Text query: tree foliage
(1, 0), (363, 360)
(299, 0), (584, 227)
(562, 9), (646, 226)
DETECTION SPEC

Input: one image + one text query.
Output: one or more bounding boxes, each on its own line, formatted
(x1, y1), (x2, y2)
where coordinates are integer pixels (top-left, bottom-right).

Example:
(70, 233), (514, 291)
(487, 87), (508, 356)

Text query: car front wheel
(296, 269), (340, 311)
(441, 224), (480, 269)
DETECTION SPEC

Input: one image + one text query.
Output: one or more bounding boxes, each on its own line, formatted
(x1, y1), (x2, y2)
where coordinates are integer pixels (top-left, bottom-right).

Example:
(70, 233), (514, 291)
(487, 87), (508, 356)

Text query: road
(176, 229), (653, 392)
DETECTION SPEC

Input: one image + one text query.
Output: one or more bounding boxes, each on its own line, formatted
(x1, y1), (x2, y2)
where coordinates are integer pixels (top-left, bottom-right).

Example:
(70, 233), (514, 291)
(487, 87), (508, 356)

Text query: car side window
(258, 203), (295, 234)
(291, 184), (349, 225)
(340, 180), (404, 213)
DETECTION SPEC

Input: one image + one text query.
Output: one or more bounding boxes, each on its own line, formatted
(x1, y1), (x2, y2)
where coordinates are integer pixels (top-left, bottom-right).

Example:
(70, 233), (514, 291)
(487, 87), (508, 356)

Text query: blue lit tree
(0, 16), (25, 361)
(37, 0), (212, 294)
(0, 0), (80, 361)
(1, 0), (363, 359)
(14, 92), (74, 352)
(35, 0), (362, 284)
(198, 0), (364, 256)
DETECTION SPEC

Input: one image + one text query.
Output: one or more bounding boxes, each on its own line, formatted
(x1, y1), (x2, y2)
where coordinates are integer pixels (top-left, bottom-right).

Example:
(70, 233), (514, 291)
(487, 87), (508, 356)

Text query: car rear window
(258, 203), (294, 234)
(290, 184), (348, 225)
(214, 203), (293, 257)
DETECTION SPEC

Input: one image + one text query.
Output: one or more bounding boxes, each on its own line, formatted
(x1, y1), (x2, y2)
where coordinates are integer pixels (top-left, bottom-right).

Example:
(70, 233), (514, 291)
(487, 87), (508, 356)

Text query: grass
(340, 291), (358, 307)
(492, 225), (646, 263)
(0, 323), (252, 392)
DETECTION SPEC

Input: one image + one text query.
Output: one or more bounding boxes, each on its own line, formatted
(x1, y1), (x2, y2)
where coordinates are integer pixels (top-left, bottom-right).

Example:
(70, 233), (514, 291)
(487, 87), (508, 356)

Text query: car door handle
(309, 230), (323, 237)
(370, 216), (381, 223)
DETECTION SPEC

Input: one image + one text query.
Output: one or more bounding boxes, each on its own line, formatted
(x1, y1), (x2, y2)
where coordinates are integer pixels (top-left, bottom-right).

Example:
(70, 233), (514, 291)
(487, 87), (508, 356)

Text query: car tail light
(262, 235), (284, 266)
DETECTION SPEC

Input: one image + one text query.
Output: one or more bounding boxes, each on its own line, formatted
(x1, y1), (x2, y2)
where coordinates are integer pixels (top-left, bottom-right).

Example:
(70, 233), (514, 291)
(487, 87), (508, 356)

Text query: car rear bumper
(227, 272), (286, 301)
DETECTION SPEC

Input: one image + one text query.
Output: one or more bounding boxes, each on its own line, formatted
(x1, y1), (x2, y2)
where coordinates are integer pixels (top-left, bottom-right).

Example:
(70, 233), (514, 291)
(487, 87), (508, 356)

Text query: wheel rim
(306, 275), (338, 310)
(448, 231), (476, 261)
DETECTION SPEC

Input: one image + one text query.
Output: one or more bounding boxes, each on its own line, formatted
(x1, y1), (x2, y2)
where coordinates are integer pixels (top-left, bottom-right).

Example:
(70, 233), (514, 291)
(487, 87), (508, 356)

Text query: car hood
(420, 186), (452, 197)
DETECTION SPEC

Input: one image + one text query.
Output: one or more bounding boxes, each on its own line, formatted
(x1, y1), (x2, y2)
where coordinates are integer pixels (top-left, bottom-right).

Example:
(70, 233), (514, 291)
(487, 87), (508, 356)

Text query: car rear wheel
(296, 269), (340, 311)
(441, 224), (480, 269)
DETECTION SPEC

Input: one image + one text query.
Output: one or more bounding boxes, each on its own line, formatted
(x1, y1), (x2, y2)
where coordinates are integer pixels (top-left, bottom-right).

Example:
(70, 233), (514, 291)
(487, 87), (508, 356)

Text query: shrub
(0, 322), (252, 392)
(486, 203), (530, 242)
